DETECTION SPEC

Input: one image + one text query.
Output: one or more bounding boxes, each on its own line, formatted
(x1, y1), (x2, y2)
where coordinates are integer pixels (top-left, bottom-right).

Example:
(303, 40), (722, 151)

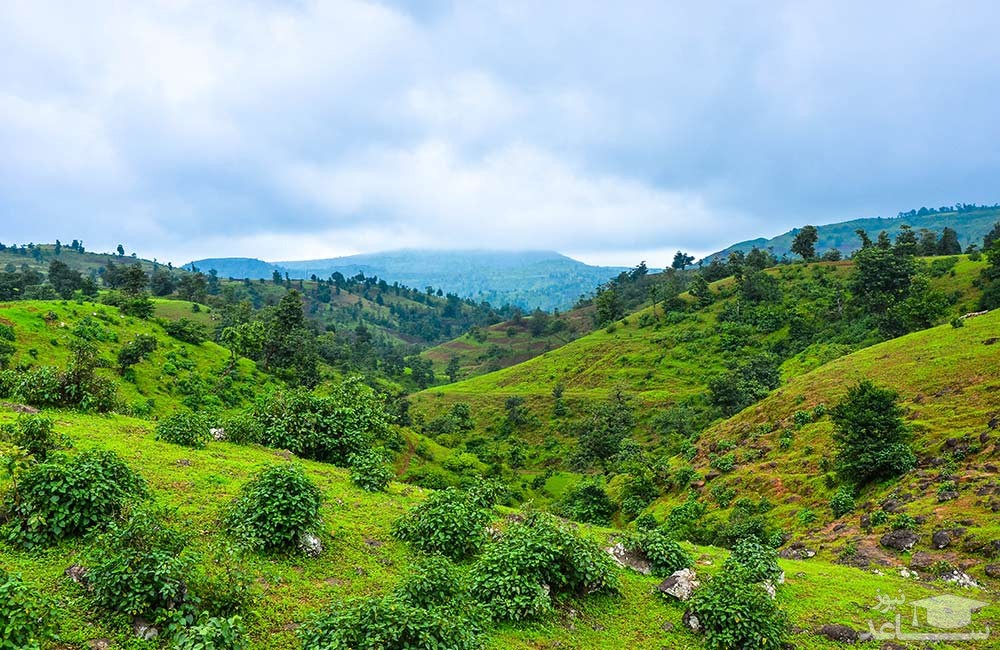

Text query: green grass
(4, 407), (998, 649)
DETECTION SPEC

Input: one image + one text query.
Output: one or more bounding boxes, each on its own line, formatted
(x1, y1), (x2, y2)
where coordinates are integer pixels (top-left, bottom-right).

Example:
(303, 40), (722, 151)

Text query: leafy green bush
(796, 508), (818, 526)
(830, 486), (856, 518)
(4, 449), (146, 547)
(468, 513), (618, 621)
(0, 414), (63, 461)
(891, 513), (917, 531)
(0, 569), (55, 650)
(349, 448), (394, 492)
(223, 464), (322, 553)
(397, 555), (464, 609)
(117, 333), (158, 374)
(688, 564), (788, 650)
(709, 453), (736, 473)
(86, 506), (194, 622)
(831, 380), (916, 486)
(637, 528), (693, 576)
(558, 479), (616, 524)
(156, 410), (212, 449)
(219, 412), (263, 445)
(662, 496), (708, 543)
(172, 613), (248, 650)
(162, 318), (208, 344)
(869, 509), (889, 528)
(392, 488), (492, 560)
(250, 380), (388, 464)
(724, 537), (783, 583)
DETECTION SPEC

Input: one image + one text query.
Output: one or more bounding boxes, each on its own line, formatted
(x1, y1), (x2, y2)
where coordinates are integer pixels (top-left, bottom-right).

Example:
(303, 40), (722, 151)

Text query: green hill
(705, 206), (1000, 261)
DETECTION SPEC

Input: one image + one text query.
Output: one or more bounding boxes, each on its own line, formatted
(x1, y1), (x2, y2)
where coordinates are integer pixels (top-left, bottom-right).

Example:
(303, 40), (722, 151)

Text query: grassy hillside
(707, 206), (1000, 261)
(2, 406), (997, 649)
(657, 310), (1000, 573)
(0, 299), (266, 416)
(0, 243), (179, 277)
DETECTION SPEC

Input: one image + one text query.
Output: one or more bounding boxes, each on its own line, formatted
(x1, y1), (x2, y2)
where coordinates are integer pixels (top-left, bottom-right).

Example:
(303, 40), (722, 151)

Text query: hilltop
(705, 205), (1000, 261)
(188, 249), (630, 311)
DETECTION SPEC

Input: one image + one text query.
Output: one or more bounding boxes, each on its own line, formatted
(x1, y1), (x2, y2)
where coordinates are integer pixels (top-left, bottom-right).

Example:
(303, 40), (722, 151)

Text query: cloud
(2, 1), (999, 264)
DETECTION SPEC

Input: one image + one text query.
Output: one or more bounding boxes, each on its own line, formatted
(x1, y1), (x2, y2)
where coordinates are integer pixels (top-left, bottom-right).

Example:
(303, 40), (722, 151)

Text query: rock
(938, 490), (959, 502)
(64, 564), (88, 585)
(899, 568), (917, 579)
(298, 533), (323, 558)
(816, 624), (859, 643)
(984, 564), (1000, 579)
(780, 543), (816, 560)
(606, 543), (652, 575)
(661, 621), (674, 632)
(909, 552), (934, 571)
(880, 643), (906, 650)
(942, 570), (979, 588)
(132, 617), (158, 641)
(762, 580), (777, 600)
(86, 640), (112, 650)
(880, 498), (902, 513)
(880, 529), (918, 552)
(932, 530), (952, 549)
(682, 609), (701, 632)
(210, 427), (226, 441)
(657, 568), (700, 601)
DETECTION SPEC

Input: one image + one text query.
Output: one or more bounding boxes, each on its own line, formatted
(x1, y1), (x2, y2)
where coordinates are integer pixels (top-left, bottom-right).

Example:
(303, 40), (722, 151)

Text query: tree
(671, 251), (694, 270)
(893, 225), (918, 256)
(116, 244), (125, 256)
(689, 274), (713, 307)
(594, 287), (623, 325)
(984, 221), (1000, 250)
(850, 245), (916, 316)
(855, 228), (873, 249)
(937, 227), (961, 255)
(573, 390), (634, 469)
(119, 264), (148, 295)
(791, 225), (818, 260)
(47, 259), (83, 299)
(831, 380), (915, 486)
(446, 357), (461, 383)
(149, 268), (175, 296)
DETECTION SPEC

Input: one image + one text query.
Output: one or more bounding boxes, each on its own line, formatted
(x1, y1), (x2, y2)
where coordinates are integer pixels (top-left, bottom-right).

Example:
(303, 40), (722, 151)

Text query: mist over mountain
(189, 249), (630, 311)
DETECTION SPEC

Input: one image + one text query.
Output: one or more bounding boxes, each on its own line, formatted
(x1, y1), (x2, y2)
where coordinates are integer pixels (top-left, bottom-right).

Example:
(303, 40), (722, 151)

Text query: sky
(2, 1), (999, 267)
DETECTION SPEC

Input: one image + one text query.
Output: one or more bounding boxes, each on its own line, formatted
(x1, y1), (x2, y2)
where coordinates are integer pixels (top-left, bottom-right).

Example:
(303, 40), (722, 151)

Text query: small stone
(942, 570), (979, 588)
(909, 552), (934, 571)
(657, 569), (700, 601)
(932, 530), (952, 549)
(86, 640), (112, 650)
(605, 542), (652, 575)
(298, 533), (323, 558)
(816, 623), (859, 643)
(984, 564), (1000, 579)
(210, 427), (226, 441)
(682, 609), (701, 632)
(64, 564), (88, 585)
(938, 490), (959, 502)
(661, 621), (674, 632)
(132, 617), (158, 641)
(880, 529), (918, 552)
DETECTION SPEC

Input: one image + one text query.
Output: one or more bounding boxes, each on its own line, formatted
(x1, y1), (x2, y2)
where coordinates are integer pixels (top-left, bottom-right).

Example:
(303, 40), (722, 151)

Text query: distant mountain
(703, 206), (1000, 261)
(188, 249), (629, 311)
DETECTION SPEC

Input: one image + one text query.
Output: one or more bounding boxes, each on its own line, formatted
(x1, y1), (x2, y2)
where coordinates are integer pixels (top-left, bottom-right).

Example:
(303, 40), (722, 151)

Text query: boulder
(780, 542), (816, 560)
(938, 490), (959, 502)
(86, 641), (112, 650)
(942, 570), (979, 588)
(984, 564), (1000, 579)
(606, 543), (652, 575)
(816, 624), (859, 643)
(132, 617), (158, 641)
(298, 533), (323, 558)
(64, 564), (88, 585)
(657, 568), (700, 601)
(210, 427), (226, 441)
(880, 530), (918, 552)
(682, 609), (701, 632)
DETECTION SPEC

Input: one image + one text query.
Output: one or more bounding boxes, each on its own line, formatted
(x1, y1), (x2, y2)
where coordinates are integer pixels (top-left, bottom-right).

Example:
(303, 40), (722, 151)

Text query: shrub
(662, 496), (708, 543)
(831, 380), (916, 486)
(891, 513), (917, 531)
(86, 506), (194, 622)
(688, 565), (788, 650)
(117, 333), (158, 374)
(710, 484), (736, 508)
(468, 513), (618, 621)
(725, 537), (782, 583)
(349, 448), (394, 492)
(219, 412), (263, 445)
(0, 569), (56, 650)
(4, 449), (146, 547)
(558, 479), (616, 524)
(251, 380), (388, 464)
(156, 410), (212, 449)
(172, 613), (248, 650)
(869, 509), (889, 527)
(0, 414), (62, 461)
(397, 555), (464, 609)
(223, 464), (322, 553)
(830, 486), (856, 518)
(710, 453), (736, 473)
(796, 508), (818, 526)
(162, 318), (208, 344)
(300, 593), (484, 650)
(392, 488), (492, 560)
(637, 528), (693, 576)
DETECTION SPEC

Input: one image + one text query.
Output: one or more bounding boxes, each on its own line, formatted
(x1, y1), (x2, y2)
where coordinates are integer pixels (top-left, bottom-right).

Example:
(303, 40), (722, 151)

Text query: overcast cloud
(2, 1), (999, 266)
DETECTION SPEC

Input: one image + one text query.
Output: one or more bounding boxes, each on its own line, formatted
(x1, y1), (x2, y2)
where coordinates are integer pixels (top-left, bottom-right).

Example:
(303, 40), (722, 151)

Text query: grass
(4, 407), (998, 649)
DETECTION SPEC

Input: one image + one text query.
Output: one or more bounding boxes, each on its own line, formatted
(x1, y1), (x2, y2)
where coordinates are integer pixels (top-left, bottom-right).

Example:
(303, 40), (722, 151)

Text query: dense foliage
(392, 487), (493, 560)
(0, 569), (55, 650)
(156, 409), (212, 449)
(223, 463), (323, 553)
(831, 380), (915, 486)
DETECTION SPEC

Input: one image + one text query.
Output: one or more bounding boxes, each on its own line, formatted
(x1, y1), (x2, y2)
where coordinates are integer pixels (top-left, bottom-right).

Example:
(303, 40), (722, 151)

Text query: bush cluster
(557, 478), (616, 524)
(688, 563), (788, 650)
(223, 463), (323, 553)
(4, 449), (146, 547)
(349, 448), (394, 492)
(635, 527), (693, 577)
(392, 488), (493, 560)
(0, 414), (63, 461)
(830, 486), (856, 518)
(156, 409), (213, 449)
(300, 556), (484, 650)
(162, 318), (209, 344)
(0, 569), (55, 650)
(171, 613), (248, 650)
(468, 513), (618, 621)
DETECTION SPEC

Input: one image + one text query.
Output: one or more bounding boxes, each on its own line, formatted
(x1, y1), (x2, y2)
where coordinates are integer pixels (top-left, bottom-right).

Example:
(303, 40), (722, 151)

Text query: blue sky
(2, 1), (999, 266)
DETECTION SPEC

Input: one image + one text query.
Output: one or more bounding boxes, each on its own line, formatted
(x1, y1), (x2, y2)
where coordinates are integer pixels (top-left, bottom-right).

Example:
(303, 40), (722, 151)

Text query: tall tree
(791, 225), (818, 260)
(937, 227), (961, 255)
(671, 251), (694, 270)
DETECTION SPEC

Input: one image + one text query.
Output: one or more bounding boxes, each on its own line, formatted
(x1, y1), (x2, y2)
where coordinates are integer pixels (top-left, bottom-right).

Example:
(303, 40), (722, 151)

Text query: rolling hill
(705, 205), (1000, 261)
(188, 249), (630, 311)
